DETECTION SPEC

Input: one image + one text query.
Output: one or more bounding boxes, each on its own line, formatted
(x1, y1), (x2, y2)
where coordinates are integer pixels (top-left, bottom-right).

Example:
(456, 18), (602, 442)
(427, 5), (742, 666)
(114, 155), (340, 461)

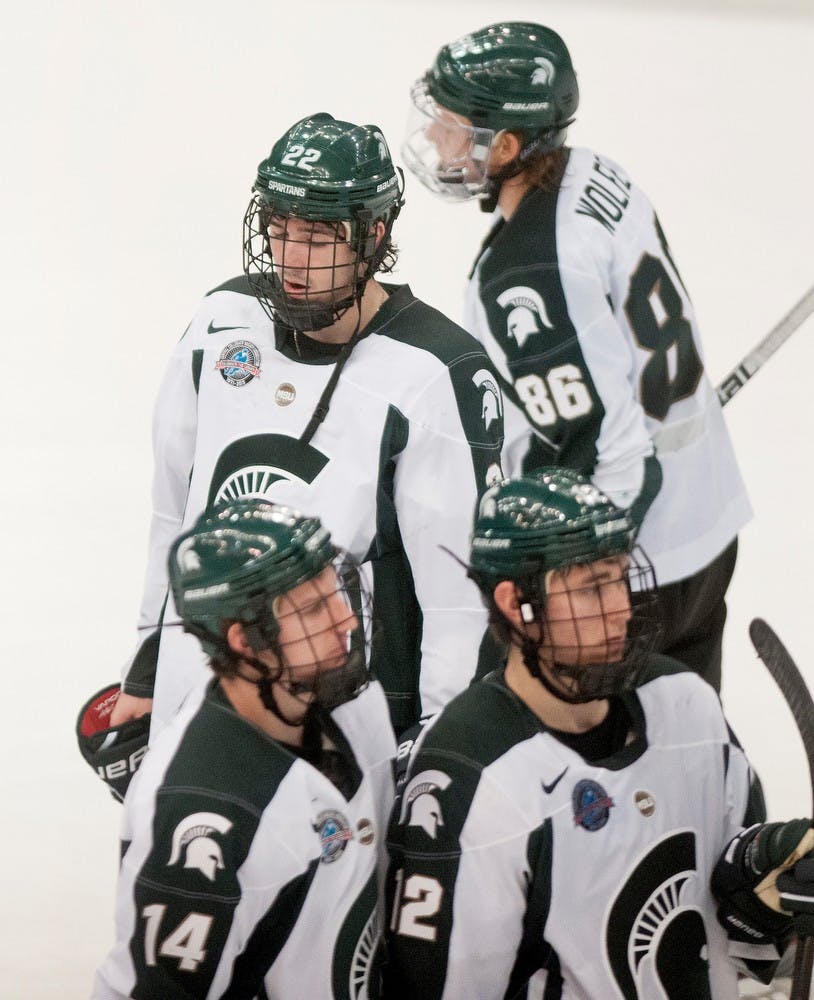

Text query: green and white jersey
(94, 678), (396, 1000)
(127, 281), (504, 735)
(385, 663), (760, 999)
(464, 147), (751, 585)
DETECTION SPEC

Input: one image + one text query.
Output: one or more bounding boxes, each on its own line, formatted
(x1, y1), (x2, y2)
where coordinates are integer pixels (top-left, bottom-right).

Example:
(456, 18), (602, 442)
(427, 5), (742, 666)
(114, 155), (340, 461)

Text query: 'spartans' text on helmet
(267, 179), (307, 197)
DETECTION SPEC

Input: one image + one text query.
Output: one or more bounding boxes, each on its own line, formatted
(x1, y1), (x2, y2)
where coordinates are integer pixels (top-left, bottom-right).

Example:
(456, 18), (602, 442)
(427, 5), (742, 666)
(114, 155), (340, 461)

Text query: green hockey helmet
(468, 469), (661, 704)
(469, 468), (634, 588)
(168, 499), (337, 661)
(253, 113), (403, 227)
(403, 22), (578, 202)
(428, 23), (578, 135)
(244, 114), (405, 330)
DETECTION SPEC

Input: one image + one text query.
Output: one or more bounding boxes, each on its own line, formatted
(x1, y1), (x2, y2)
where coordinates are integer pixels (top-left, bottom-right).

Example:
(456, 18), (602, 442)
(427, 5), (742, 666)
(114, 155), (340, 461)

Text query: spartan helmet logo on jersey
(496, 286), (554, 348)
(399, 769), (452, 839)
(167, 812), (233, 881)
(471, 368), (503, 432)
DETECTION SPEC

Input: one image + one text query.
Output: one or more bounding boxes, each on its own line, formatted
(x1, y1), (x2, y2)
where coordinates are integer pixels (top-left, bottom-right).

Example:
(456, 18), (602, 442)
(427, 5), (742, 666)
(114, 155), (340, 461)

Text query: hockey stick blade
(717, 284), (814, 406)
(749, 617), (814, 1000)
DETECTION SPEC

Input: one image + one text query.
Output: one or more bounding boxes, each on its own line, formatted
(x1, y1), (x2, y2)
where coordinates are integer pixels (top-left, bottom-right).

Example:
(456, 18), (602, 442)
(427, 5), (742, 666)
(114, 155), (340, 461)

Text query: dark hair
(376, 235), (399, 274)
(514, 144), (568, 193)
(206, 620), (242, 678)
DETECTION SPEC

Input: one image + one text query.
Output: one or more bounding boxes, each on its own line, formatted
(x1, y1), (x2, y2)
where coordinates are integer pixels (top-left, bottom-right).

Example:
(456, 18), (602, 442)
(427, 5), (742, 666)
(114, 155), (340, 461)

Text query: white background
(1, 1), (812, 995)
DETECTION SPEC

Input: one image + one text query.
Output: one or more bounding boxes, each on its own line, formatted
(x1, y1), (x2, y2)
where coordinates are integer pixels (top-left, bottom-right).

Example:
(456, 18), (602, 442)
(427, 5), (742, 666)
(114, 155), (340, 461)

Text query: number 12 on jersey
(390, 868), (444, 942)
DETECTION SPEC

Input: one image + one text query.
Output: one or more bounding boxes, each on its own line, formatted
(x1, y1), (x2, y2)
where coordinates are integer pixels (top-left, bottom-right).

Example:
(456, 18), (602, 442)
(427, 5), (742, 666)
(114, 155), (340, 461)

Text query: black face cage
(253, 550), (374, 717)
(515, 546), (663, 704)
(242, 197), (389, 332)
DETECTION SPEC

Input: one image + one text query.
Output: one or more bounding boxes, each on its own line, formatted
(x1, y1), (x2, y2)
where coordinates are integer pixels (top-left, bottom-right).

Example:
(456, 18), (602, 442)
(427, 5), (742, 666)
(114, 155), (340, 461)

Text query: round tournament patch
(313, 809), (353, 864)
(572, 779), (614, 831)
(216, 340), (261, 387)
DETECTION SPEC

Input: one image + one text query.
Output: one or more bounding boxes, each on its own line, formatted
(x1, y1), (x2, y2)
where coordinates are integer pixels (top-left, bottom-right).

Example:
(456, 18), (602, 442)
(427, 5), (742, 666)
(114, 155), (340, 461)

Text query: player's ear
(489, 130), (523, 170)
(494, 580), (524, 625)
(226, 621), (252, 658)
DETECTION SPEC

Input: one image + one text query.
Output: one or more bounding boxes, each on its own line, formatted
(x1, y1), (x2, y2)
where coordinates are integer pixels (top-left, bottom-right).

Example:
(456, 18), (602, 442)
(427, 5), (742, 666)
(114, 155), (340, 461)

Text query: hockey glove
(776, 857), (814, 937)
(76, 683), (150, 803)
(713, 820), (814, 947)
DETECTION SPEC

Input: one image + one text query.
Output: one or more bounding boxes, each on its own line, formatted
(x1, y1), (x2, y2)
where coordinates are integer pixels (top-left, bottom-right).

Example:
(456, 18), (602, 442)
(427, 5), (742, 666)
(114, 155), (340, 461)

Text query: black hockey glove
(712, 820), (814, 948)
(76, 683), (150, 803)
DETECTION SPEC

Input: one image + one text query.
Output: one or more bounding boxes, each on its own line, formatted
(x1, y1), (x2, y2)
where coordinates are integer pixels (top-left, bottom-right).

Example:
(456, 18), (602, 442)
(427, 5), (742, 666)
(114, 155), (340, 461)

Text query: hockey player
(383, 469), (814, 998)
(93, 498), (396, 999)
(402, 22), (751, 690)
(110, 113), (504, 740)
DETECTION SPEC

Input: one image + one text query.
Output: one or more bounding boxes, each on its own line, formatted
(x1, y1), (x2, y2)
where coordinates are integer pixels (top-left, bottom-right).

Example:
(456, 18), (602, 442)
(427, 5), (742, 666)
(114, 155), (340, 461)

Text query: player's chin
(319, 652), (351, 675)
(573, 634), (627, 664)
(602, 642), (626, 664)
(557, 644), (624, 668)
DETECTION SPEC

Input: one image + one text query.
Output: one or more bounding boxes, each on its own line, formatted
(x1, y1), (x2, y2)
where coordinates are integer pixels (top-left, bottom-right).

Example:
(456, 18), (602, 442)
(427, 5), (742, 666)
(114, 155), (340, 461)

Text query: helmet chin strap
(230, 631), (368, 720)
(190, 622), (307, 728)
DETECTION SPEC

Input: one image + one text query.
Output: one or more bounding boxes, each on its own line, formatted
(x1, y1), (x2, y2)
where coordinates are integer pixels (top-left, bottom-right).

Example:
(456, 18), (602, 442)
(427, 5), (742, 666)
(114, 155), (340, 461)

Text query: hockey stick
(717, 284), (814, 406)
(749, 618), (814, 1000)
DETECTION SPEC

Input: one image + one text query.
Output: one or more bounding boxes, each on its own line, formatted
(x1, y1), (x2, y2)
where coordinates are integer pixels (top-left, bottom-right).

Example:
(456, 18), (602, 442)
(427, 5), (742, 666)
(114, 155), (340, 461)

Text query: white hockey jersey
(385, 662), (763, 999)
(93, 678), (396, 1000)
(464, 147), (751, 585)
(126, 280), (504, 735)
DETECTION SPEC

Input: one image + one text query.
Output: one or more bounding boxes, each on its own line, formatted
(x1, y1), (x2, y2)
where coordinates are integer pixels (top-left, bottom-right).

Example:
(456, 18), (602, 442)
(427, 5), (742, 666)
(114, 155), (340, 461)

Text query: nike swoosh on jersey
(541, 767), (568, 795)
(208, 321), (250, 335)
